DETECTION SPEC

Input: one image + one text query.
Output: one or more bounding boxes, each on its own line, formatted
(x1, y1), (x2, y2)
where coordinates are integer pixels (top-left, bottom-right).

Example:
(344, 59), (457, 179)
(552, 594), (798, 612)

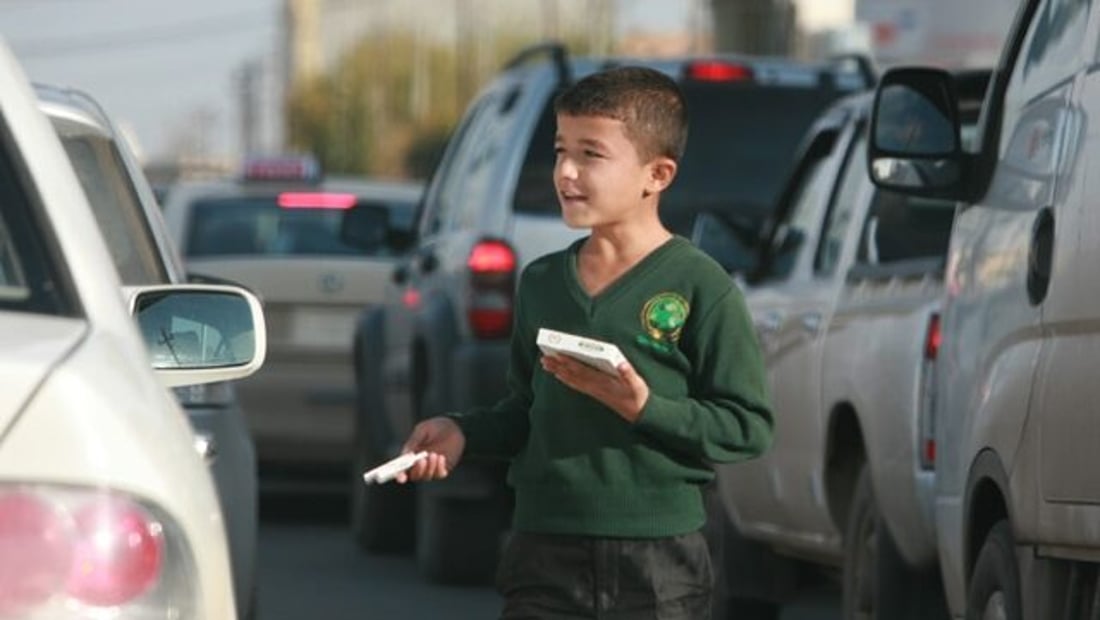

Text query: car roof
(496, 51), (873, 94)
(167, 174), (423, 204)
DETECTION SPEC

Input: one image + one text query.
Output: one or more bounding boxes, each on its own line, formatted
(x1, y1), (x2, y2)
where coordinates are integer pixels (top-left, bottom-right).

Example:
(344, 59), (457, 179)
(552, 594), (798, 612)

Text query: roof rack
(827, 53), (877, 88)
(503, 41), (572, 87)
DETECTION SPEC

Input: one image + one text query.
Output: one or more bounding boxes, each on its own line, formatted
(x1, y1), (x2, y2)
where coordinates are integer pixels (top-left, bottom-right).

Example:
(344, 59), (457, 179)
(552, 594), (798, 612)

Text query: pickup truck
(714, 70), (988, 620)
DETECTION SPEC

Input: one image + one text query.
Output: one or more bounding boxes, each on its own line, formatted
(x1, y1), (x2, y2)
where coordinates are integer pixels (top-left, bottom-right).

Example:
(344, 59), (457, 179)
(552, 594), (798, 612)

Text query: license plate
(290, 308), (356, 349)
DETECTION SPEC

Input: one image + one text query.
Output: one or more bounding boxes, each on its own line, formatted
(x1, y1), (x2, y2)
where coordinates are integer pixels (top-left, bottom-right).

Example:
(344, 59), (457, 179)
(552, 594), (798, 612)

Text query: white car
(36, 83), (261, 619)
(0, 38), (264, 619)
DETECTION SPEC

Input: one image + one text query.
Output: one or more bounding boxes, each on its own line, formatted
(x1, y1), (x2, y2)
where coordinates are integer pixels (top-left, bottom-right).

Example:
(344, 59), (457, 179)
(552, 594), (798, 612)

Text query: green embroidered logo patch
(640, 292), (690, 345)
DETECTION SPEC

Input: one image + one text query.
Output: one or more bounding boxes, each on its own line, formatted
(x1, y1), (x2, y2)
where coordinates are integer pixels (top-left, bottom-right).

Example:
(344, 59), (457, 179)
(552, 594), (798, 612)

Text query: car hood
(0, 313), (86, 439)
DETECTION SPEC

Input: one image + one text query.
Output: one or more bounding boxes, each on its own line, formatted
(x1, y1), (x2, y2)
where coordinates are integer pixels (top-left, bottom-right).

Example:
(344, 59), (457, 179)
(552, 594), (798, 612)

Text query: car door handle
(800, 312), (822, 335)
(391, 263), (410, 285)
(419, 250), (439, 274)
(757, 311), (783, 335)
(1027, 207), (1054, 305)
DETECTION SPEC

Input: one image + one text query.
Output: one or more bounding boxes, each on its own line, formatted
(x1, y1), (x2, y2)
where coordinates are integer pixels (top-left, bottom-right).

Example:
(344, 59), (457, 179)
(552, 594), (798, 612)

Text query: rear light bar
(684, 61), (754, 82)
(467, 240), (516, 339)
(918, 313), (941, 470)
(0, 485), (196, 617)
(277, 192), (357, 210)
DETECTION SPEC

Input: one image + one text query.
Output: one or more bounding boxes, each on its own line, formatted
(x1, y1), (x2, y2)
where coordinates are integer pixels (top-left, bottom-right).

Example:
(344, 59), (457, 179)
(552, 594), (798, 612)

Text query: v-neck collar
(564, 235), (685, 313)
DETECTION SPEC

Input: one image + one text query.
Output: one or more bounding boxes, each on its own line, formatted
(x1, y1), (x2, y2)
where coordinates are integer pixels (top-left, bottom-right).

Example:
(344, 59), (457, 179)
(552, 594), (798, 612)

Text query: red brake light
(0, 492), (71, 615)
(922, 439), (937, 466)
(277, 192), (357, 210)
(467, 240), (516, 339)
(67, 497), (163, 606)
(467, 240), (516, 273)
(924, 313), (942, 360)
(685, 61), (753, 82)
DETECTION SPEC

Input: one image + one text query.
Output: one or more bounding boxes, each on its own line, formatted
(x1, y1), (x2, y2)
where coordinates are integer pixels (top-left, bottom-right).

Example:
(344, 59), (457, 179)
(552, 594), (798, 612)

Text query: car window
(758, 147), (835, 283)
(815, 128), (869, 277)
(185, 196), (411, 258)
(0, 126), (72, 316)
(421, 93), (508, 236)
(1002, 0), (1092, 139)
(58, 132), (167, 285)
(513, 81), (841, 238)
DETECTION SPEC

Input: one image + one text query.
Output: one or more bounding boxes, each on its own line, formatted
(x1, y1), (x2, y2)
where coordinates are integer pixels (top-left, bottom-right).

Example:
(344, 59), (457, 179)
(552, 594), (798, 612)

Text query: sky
(2, 0), (853, 163)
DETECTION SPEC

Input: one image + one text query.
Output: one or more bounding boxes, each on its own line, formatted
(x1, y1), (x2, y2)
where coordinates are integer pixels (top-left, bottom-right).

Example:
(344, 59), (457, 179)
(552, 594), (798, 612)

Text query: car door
(1031, 0), (1100, 529)
(933, 0), (1084, 601)
(724, 117), (857, 535)
(765, 125), (871, 539)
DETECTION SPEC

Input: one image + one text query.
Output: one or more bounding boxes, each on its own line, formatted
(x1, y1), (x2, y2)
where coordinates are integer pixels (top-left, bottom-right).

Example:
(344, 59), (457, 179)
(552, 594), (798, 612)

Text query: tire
(349, 335), (415, 553)
(416, 487), (502, 585)
(967, 520), (1021, 620)
(843, 466), (878, 620)
(349, 425), (415, 553)
(844, 465), (949, 620)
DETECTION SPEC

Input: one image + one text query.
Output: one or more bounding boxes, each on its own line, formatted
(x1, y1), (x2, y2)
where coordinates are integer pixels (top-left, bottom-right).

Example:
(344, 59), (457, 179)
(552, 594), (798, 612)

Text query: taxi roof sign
(242, 155), (321, 183)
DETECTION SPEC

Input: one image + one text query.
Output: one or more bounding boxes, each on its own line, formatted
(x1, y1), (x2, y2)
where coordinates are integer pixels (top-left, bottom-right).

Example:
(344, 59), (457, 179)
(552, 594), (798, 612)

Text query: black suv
(349, 42), (873, 585)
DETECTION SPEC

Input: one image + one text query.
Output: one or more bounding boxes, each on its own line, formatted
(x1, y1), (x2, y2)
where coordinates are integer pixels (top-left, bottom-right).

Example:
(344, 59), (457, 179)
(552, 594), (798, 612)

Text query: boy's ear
(645, 156), (678, 196)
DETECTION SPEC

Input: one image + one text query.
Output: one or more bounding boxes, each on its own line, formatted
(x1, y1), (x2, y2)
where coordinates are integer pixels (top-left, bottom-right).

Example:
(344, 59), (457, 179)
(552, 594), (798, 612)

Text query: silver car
(160, 165), (422, 482)
(36, 84), (260, 619)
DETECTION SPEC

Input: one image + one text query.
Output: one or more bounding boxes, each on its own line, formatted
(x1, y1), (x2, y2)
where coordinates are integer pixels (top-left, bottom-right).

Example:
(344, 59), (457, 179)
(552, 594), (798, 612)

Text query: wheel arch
(825, 401), (867, 534)
(964, 449), (1011, 583)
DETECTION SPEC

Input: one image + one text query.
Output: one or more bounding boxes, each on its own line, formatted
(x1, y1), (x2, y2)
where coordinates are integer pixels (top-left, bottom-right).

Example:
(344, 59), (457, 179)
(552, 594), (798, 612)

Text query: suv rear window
(185, 197), (415, 258)
(513, 81), (842, 236)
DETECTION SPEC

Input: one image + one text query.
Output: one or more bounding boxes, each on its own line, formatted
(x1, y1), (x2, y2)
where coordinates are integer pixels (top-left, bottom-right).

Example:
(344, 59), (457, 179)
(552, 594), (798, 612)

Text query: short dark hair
(554, 66), (688, 162)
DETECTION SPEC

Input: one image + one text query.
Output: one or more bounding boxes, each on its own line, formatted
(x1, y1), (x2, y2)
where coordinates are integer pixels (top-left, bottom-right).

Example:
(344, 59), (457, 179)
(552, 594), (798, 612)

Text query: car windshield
(186, 196), (416, 258)
(514, 81), (842, 237)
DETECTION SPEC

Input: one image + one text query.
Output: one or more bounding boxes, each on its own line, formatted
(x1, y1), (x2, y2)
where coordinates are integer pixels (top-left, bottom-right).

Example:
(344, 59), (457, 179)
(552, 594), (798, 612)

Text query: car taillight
(467, 240), (516, 339)
(0, 486), (196, 618)
(277, 192), (357, 209)
(68, 497), (163, 606)
(924, 313), (942, 360)
(918, 313), (941, 470)
(684, 60), (754, 82)
(0, 492), (71, 616)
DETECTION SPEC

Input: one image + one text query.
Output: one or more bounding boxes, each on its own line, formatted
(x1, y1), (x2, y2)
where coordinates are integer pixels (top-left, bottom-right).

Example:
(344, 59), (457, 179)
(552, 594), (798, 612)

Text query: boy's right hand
(395, 417), (466, 483)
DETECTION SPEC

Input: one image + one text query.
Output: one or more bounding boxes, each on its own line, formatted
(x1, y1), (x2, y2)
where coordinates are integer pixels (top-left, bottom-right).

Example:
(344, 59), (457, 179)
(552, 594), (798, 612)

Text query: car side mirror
(127, 284), (267, 388)
(869, 67), (966, 199)
(340, 203), (391, 253)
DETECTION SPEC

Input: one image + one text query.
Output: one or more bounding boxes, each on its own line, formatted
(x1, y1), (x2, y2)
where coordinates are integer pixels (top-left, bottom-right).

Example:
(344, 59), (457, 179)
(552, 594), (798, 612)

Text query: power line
(11, 8), (271, 59)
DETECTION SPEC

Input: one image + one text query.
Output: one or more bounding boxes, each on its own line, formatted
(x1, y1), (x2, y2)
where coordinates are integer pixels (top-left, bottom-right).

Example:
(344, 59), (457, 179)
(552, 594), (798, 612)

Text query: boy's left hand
(540, 353), (649, 423)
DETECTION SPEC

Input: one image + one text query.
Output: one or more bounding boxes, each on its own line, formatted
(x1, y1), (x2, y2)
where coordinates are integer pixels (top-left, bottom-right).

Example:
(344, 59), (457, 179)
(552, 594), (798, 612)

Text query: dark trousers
(495, 530), (713, 620)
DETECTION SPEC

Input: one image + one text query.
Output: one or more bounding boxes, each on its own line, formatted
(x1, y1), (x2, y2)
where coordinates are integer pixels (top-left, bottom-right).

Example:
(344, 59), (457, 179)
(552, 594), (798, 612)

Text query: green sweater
(451, 236), (773, 538)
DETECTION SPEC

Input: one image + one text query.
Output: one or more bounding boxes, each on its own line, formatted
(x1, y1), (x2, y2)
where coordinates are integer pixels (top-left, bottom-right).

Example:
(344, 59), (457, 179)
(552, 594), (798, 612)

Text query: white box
(536, 328), (627, 376)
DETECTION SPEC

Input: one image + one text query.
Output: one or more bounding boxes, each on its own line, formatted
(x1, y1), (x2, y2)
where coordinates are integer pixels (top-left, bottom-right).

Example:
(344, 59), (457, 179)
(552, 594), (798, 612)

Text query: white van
(868, 0), (1100, 616)
(0, 38), (264, 619)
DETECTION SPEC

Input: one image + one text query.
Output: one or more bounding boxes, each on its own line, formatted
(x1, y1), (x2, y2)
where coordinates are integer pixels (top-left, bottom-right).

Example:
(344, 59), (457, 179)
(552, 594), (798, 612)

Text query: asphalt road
(255, 495), (841, 620)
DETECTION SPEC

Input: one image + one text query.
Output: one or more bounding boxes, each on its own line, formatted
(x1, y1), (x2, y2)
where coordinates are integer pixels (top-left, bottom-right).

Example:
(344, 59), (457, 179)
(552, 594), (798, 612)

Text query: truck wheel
(349, 341), (414, 553)
(416, 489), (501, 585)
(967, 520), (1021, 620)
(349, 434), (415, 553)
(843, 466), (878, 620)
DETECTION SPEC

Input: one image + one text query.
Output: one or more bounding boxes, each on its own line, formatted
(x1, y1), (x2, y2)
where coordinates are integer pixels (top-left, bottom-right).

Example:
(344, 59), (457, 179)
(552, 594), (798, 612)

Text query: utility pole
(236, 59), (262, 158)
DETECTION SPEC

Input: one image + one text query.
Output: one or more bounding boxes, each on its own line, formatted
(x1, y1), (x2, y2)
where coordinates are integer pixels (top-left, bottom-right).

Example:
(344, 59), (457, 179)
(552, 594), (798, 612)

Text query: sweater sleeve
(633, 286), (774, 463)
(445, 281), (534, 460)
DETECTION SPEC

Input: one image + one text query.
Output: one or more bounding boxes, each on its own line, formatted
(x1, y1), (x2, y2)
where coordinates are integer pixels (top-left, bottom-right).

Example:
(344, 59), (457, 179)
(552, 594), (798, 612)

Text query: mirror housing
(340, 203), (392, 253)
(869, 67), (968, 200)
(125, 284), (267, 388)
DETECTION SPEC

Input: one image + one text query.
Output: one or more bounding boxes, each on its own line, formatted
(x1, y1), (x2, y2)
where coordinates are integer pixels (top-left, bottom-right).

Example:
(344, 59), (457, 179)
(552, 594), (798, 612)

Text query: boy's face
(553, 114), (676, 229)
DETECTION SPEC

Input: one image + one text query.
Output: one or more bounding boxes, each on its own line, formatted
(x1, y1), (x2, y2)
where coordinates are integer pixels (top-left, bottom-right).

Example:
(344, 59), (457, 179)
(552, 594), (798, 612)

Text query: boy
(398, 66), (773, 618)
